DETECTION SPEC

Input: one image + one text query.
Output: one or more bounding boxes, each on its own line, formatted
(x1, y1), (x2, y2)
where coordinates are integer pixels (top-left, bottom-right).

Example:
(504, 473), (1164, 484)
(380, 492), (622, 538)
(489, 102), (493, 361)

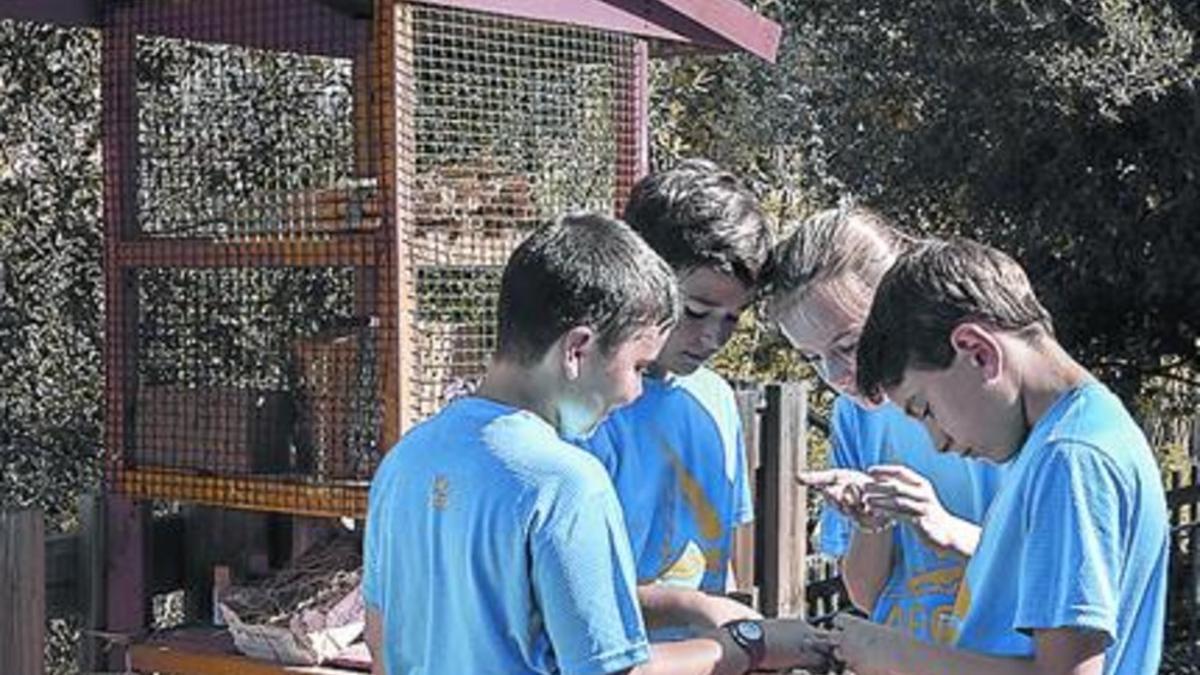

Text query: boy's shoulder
(1040, 382), (1150, 461)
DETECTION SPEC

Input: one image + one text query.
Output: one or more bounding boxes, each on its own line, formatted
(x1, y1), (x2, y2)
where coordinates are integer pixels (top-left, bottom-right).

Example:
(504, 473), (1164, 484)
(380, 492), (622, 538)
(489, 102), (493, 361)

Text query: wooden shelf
(129, 627), (369, 675)
(115, 467), (368, 518)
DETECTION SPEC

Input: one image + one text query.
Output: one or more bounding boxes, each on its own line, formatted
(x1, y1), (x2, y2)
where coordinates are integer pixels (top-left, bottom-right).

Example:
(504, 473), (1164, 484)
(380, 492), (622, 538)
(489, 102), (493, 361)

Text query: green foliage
(653, 0), (1200, 407)
(0, 21), (102, 522)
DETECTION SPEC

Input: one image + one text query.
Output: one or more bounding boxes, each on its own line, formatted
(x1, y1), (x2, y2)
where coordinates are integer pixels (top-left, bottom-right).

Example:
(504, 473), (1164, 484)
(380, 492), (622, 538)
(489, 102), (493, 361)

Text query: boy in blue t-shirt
(837, 237), (1169, 675)
(766, 206), (1002, 643)
(582, 159), (770, 634)
(364, 213), (836, 674)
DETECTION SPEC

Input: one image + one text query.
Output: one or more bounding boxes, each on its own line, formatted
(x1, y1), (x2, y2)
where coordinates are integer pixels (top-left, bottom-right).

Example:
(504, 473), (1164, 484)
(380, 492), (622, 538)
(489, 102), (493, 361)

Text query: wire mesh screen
(404, 5), (640, 420)
(102, 0), (642, 516)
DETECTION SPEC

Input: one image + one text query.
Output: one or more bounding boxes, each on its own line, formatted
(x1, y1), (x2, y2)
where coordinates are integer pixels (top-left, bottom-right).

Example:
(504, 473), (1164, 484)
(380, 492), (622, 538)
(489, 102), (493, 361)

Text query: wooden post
(1, 509), (46, 675)
(78, 493), (105, 672)
(376, 0), (418, 445)
(613, 39), (649, 216)
(758, 383), (809, 618)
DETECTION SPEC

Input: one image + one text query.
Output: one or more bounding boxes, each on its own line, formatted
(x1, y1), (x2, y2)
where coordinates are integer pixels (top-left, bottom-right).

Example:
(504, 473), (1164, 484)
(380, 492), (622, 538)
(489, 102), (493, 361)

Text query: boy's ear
(949, 322), (1002, 381)
(559, 326), (597, 380)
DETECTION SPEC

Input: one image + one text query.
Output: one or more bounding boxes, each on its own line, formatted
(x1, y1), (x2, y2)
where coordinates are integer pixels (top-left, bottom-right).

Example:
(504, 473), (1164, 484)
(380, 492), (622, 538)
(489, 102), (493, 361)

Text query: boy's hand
(863, 464), (960, 551)
(691, 593), (762, 628)
(831, 612), (904, 675)
(800, 468), (894, 533)
(761, 618), (841, 673)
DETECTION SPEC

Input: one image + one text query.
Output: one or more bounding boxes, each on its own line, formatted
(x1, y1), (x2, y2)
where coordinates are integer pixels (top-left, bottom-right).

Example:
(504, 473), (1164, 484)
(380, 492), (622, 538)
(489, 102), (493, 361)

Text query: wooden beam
(115, 237), (385, 269)
(0, 0), (96, 28)
(78, 493), (105, 672)
(410, 0), (781, 61)
(613, 39), (649, 217)
(758, 383), (809, 617)
(638, 0), (782, 63)
(110, 0), (366, 59)
(377, 0), (418, 443)
(105, 496), (151, 670)
(116, 467), (368, 519)
(45, 532), (80, 616)
(1, 509), (46, 675)
(129, 642), (356, 675)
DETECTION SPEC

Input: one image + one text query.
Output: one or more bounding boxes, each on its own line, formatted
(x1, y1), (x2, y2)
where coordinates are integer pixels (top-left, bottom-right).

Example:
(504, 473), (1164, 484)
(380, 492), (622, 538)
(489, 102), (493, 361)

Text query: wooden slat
(378, 0), (418, 442)
(116, 468), (368, 519)
(102, 15), (151, 668)
(612, 39), (648, 217)
(0, 509), (45, 675)
(45, 532), (80, 616)
(79, 493), (105, 672)
(112, 0), (366, 59)
(116, 237), (385, 269)
(758, 383), (808, 618)
(129, 643), (359, 675)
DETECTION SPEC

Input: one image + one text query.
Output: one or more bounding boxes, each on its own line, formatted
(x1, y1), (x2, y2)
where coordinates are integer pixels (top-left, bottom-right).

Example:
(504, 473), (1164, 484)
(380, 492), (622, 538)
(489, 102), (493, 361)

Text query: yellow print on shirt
(879, 565), (965, 642)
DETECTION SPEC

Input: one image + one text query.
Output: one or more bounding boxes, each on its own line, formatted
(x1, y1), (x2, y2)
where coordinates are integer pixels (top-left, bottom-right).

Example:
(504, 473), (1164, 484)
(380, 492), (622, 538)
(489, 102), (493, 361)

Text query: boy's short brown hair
(856, 237), (1054, 399)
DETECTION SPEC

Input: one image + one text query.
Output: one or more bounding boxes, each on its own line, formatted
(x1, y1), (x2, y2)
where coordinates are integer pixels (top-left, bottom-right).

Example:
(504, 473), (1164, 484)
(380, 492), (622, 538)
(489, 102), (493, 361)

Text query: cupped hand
(863, 464), (960, 551)
(800, 468), (894, 533)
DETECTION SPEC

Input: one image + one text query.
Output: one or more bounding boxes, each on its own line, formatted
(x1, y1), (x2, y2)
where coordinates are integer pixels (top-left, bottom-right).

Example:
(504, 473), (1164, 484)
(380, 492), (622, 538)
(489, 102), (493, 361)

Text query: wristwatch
(722, 619), (766, 671)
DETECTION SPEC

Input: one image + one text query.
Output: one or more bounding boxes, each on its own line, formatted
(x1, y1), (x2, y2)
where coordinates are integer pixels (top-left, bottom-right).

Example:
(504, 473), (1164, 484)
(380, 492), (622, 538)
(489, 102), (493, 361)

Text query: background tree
(655, 0), (1200, 414)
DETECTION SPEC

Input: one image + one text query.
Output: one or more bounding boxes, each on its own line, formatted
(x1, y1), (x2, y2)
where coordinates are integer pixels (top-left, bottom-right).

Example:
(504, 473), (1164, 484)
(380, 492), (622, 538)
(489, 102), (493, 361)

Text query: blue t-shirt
(583, 367), (754, 594)
(363, 397), (650, 675)
(947, 382), (1168, 674)
(819, 396), (1003, 642)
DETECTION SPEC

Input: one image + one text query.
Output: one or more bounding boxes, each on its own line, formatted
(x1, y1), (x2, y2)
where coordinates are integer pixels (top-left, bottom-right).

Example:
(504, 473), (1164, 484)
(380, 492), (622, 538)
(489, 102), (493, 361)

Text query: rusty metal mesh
(103, 1), (639, 516)
(404, 4), (638, 420)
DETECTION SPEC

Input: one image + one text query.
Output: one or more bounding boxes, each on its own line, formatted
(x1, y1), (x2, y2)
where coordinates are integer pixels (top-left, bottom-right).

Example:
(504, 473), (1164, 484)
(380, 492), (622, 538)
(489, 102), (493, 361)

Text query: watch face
(735, 621), (764, 641)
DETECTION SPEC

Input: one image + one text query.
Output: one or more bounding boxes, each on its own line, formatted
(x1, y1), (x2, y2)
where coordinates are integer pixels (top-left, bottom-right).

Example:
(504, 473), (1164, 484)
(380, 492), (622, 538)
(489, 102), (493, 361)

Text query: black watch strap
(722, 619), (766, 671)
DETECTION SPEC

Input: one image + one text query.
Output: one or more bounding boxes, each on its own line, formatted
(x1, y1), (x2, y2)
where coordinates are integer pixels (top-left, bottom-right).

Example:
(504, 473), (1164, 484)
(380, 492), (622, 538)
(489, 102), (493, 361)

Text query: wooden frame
(0, 0), (781, 62)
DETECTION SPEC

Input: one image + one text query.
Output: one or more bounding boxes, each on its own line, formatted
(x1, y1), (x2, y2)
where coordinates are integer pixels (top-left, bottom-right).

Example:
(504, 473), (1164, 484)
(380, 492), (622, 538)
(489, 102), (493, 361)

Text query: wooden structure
(1, 510), (44, 675)
(0, 0), (782, 672)
(1166, 463), (1200, 647)
(734, 383), (812, 618)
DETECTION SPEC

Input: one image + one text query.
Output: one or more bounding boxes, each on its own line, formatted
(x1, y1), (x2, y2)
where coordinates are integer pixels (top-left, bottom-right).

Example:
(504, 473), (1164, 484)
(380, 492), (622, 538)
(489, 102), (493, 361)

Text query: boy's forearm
(888, 636), (1034, 675)
(842, 527), (893, 613)
(638, 584), (699, 628)
(637, 584), (759, 629)
(365, 606), (385, 675)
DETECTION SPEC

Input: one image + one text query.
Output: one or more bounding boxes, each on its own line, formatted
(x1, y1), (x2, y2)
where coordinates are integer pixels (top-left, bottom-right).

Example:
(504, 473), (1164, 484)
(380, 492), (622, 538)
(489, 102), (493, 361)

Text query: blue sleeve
(818, 398), (860, 556)
(1013, 443), (1122, 644)
(532, 479), (650, 675)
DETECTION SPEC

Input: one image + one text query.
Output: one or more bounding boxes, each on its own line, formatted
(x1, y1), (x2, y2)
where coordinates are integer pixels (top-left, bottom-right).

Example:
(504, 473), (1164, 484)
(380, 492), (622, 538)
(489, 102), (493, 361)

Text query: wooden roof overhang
(0, 0), (781, 62)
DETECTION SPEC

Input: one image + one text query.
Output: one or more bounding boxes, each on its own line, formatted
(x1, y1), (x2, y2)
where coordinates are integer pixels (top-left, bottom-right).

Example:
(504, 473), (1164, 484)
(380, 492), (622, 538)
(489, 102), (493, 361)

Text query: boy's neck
(1014, 336), (1093, 429)
(476, 359), (558, 428)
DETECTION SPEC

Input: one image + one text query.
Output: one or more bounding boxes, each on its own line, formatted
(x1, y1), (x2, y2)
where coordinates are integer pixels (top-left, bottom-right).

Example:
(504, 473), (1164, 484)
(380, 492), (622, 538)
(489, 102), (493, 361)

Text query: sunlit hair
(623, 158), (772, 288)
(495, 212), (681, 365)
(767, 203), (915, 308)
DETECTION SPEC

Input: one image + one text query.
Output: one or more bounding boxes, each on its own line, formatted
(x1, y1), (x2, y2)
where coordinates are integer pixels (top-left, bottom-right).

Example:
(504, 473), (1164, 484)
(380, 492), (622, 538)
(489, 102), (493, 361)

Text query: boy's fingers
(867, 464), (923, 485)
(798, 469), (843, 487)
